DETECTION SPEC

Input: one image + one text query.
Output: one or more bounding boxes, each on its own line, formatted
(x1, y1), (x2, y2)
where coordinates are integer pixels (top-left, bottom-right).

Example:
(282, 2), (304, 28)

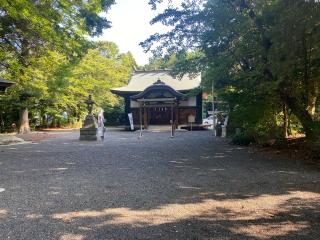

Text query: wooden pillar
(175, 101), (179, 129)
(148, 107), (151, 127)
(171, 101), (174, 138)
(124, 95), (131, 127)
(139, 101), (142, 138)
(196, 92), (203, 124)
(143, 104), (148, 129)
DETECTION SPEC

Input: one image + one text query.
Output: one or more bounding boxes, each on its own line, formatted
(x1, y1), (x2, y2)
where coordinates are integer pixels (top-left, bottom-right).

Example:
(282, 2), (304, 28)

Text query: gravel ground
(0, 132), (62, 145)
(17, 132), (63, 142)
(0, 134), (25, 145)
(0, 130), (319, 240)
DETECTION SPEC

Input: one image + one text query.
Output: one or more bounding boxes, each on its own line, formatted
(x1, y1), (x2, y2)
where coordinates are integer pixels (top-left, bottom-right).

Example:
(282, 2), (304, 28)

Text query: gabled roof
(111, 69), (201, 95)
(131, 79), (184, 100)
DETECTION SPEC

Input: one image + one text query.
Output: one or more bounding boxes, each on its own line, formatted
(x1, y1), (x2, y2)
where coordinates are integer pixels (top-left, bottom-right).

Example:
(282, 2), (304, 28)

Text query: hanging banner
(128, 113), (134, 131)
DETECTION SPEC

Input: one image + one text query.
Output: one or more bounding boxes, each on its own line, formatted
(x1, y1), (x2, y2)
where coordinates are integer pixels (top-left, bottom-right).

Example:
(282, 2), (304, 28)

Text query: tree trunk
(287, 111), (292, 136)
(283, 104), (289, 139)
(279, 89), (316, 139)
(41, 115), (46, 128)
(307, 93), (317, 117)
(19, 108), (30, 134)
(287, 101), (316, 139)
(303, 33), (318, 117)
(0, 111), (4, 133)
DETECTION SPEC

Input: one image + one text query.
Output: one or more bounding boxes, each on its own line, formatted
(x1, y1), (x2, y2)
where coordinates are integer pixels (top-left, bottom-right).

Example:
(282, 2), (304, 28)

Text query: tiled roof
(111, 69), (201, 94)
(0, 78), (14, 85)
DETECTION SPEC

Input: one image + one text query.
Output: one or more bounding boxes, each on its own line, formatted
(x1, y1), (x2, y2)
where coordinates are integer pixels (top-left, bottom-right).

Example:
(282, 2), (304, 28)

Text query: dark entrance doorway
(149, 107), (171, 125)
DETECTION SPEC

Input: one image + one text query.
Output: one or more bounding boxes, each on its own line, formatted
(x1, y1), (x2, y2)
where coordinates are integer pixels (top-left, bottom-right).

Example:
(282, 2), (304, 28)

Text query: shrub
(232, 132), (255, 146)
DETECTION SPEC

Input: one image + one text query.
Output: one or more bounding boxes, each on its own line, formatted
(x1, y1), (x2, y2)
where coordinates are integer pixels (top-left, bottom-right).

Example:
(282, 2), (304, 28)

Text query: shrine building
(111, 69), (202, 129)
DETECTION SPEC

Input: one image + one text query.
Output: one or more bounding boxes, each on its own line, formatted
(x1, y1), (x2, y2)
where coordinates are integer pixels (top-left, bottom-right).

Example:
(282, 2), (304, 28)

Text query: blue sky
(96, 0), (180, 66)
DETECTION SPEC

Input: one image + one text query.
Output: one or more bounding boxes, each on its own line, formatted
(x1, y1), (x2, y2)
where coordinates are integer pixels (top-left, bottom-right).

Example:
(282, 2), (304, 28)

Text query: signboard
(188, 115), (195, 131)
(128, 113), (134, 131)
(188, 115), (195, 123)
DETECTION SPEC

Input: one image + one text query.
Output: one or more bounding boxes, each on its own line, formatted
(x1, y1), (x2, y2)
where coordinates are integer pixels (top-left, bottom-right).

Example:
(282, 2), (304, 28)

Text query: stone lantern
(79, 95), (97, 141)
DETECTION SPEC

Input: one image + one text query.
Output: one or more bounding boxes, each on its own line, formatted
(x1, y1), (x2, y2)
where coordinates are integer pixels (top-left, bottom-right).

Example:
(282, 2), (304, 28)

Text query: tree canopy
(0, 0), (114, 66)
(0, 1), (140, 131)
(0, 0), (117, 132)
(143, 0), (320, 148)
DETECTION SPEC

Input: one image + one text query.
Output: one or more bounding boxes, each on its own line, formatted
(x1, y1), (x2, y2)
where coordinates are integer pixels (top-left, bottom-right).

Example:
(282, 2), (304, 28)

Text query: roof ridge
(134, 68), (172, 73)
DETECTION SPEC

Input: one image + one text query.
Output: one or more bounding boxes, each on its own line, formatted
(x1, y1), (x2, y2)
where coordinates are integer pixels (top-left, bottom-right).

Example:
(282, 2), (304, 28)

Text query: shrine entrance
(149, 107), (171, 125)
(130, 79), (184, 137)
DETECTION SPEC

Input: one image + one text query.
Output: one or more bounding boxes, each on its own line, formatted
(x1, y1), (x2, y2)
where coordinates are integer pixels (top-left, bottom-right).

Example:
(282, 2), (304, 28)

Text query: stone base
(79, 128), (97, 141)
(83, 114), (98, 128)
(79, 114), (98, 141)
(124, 125), (137, 131)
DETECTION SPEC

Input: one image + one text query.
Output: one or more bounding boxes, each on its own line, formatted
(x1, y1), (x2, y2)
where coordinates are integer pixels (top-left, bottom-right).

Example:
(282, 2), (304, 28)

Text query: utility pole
(212, 80), (216, 137)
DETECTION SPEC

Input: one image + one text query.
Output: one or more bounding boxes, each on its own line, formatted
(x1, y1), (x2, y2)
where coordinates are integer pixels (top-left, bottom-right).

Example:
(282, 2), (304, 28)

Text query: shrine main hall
(111, 69), (202, 129)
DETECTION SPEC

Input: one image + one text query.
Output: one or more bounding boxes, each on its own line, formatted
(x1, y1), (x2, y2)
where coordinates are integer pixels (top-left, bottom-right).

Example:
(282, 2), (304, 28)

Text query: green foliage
(144, 0), (320, 144)
(232, 133), (255, 146)
(1, 41), (136, 131)
(145, 54), (177, 70)
(103, 105), (126, 126)
(69, 41), (136, 115)
(0, 0), (115, 132)
(0, 0), (114, 66)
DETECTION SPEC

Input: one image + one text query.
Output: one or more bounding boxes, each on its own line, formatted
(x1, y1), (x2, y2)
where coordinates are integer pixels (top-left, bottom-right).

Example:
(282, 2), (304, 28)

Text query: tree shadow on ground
(13, 195), (319, 239)
(0, 131), (319, 239)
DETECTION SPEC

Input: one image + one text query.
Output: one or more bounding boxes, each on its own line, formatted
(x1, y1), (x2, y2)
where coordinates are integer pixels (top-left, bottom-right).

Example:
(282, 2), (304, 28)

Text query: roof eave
(110, 89), (140, 96)
(111, 87), (197, 96)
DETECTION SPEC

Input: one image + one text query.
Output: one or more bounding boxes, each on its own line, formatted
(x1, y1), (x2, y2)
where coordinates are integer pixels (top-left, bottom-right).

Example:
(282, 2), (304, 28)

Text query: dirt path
(0, 130), (319, 239)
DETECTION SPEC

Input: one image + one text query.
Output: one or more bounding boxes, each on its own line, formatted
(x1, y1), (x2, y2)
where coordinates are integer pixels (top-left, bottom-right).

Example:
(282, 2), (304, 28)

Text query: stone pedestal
(79, 114), (97, 141)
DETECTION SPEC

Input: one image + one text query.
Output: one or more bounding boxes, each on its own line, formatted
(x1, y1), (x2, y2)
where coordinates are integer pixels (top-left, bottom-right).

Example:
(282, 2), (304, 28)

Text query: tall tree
(3, 41), (136, 130)
(143, 0), (320, 147)
(0, 0), (115, 133)
(67, 41), (136, 121)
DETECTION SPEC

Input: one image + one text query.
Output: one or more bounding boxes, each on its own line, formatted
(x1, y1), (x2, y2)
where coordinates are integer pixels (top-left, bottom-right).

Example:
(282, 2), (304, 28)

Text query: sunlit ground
(0, 131), (319, 239)
(51, 191), (319, 239)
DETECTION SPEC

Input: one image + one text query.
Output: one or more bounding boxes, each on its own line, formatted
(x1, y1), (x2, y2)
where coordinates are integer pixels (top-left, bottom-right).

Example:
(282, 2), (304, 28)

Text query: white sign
(128, 113), (134, 131)
(188, 115), (195, 123)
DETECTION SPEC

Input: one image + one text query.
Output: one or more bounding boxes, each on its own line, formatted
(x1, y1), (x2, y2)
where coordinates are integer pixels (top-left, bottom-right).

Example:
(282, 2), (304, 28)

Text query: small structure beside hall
(0, 78), (15, 93)
(111, 69), (202, 130)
